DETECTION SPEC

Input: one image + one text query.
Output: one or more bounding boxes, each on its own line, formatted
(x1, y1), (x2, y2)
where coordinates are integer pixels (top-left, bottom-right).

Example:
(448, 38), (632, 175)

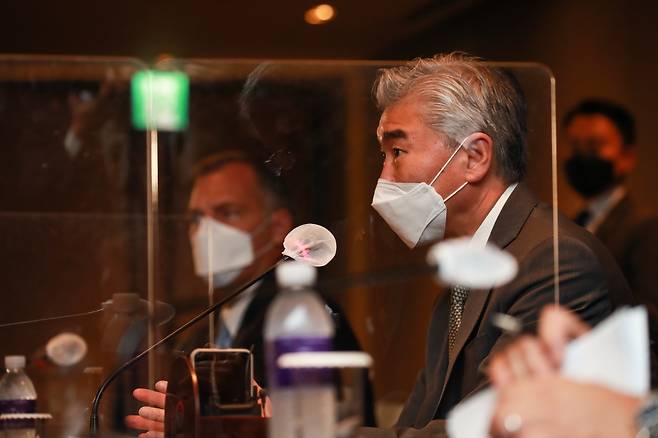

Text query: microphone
(46, 332), (88, 367)
(319, 238), (518, 293)
(0, 294), (175, 369)
(0, 294), (174, 330)
(283, 223), (337, 267)
(0, 309), (104, 329)
(426, 237), (518, 289)
(89, 223), (337, 435)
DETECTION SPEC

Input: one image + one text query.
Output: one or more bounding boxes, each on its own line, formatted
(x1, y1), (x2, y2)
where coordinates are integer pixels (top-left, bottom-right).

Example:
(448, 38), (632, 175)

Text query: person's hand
(490, 376), (642, 438)
(535, 305), (590, 365)
(125, 380), (168, 438)
(253, 379), (272, 417)
(488, 305), (590, 387)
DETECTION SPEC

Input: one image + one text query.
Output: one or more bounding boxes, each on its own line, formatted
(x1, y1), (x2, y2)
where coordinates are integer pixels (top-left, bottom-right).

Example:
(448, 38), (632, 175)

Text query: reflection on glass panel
(0, 57), (150, 436)
(3, 56), (601, 435)
(0, 53), (644, 437)
(153, 59), (557, 428)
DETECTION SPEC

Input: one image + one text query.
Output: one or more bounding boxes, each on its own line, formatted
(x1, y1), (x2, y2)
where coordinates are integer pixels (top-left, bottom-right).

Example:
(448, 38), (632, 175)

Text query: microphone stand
(89, 255), (290, 435)
(319, 263), (436, 292)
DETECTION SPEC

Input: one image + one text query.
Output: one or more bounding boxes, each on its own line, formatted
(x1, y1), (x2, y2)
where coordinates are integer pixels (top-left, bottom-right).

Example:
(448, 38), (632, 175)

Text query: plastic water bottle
(0, 356), (37, 438)
(265, 261), (335, 438)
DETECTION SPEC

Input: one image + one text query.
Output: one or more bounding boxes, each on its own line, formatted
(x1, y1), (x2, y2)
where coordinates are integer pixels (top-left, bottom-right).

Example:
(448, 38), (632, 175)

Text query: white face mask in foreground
(371, 135), (471, 248)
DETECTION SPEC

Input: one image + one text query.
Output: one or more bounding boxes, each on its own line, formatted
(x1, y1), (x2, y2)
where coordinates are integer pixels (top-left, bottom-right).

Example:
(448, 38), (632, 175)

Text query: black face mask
(564, 153), (617, 198)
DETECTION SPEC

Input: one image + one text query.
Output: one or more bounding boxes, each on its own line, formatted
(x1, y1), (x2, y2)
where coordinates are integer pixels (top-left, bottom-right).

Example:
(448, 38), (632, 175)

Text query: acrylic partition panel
(151, 59), (557, 428)
(0, 56), (157, 436)
(0, 57), (561, 435)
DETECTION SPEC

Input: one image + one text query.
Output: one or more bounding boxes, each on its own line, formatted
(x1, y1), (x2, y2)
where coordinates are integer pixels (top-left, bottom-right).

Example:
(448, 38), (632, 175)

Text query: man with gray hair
(369, 53), (633, 434)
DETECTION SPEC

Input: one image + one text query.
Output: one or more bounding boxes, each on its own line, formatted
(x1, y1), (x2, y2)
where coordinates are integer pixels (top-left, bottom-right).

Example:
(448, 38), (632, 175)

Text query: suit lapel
(487, 184), (538, 250)
(414, 290), (450, 426)
(437, 184), (538, 401)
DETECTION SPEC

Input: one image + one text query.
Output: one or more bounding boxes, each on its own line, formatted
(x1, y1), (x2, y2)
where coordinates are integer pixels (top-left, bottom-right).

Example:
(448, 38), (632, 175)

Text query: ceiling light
(305, 4), (336, 25)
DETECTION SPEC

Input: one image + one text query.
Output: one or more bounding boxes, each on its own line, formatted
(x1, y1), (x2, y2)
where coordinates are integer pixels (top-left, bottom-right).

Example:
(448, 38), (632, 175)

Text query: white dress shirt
(218, 281), (260, 343)
(471, 183), (519, 247)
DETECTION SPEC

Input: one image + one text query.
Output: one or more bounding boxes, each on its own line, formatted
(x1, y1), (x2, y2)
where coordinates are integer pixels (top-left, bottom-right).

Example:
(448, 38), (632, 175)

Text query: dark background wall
(380, 0), (658, 214)
(2, 0), (655, 211)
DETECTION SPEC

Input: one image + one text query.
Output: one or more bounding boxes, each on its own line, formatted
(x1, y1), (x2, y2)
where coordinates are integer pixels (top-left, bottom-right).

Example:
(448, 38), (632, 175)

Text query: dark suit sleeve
(397, 368), (428, 424)
(465, 234), (615, 397)
(358, 234), (613, 436)
(627, 218), (658, 318)
(510, 235), (613, 327)
(626, 219), (658, 382)
(396, 292), (449, 428)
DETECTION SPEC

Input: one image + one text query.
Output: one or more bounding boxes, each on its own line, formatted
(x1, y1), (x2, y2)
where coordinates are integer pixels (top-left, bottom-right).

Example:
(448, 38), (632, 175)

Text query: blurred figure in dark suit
(563, 99), (658, 348)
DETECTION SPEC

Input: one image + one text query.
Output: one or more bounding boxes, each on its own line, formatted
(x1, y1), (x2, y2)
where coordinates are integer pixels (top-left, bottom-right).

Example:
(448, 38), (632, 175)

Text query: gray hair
(373, 53), (527, 183)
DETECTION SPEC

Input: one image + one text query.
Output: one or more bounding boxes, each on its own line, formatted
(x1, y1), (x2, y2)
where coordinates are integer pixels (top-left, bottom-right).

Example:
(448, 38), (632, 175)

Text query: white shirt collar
(219, 281), (260, 338)
(471, 183), (518, 247)
(584, 185), (626, 233)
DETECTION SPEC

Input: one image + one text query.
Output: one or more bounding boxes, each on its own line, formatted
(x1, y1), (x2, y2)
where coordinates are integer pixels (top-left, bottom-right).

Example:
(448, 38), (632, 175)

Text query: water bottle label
(267, 337), (332, 388)
(0, 400), (36, 429)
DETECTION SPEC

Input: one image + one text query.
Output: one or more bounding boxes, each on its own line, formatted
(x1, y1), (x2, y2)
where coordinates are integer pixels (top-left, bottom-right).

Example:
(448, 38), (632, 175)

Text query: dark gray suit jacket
(592, 195), (658, 348)
(391, 184), (633, 432)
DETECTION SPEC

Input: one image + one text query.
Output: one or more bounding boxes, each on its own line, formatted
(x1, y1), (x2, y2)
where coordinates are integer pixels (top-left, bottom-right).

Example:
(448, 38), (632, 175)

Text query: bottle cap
(276, 261), (317, 288)
(5, 355), (25, 369)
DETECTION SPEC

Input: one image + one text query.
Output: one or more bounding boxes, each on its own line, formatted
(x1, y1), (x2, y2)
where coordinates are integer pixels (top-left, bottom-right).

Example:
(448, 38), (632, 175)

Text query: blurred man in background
(126, 151), (372, 435)
(563, 99), (658, 350)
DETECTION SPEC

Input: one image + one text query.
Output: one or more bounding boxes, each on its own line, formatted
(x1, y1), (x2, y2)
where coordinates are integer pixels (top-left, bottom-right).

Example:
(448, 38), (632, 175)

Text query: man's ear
(269, 208), (294, 246)
(463, 132), (493, 184)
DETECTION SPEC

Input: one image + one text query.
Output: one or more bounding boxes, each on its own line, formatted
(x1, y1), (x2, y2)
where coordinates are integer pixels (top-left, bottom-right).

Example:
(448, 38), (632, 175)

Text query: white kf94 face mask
(190, 216), (269, 288)
(371, 136), (471, 248)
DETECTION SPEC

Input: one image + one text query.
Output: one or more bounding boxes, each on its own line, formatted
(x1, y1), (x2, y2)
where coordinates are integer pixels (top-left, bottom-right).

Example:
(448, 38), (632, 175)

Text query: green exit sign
(131, 70), (189, 131)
